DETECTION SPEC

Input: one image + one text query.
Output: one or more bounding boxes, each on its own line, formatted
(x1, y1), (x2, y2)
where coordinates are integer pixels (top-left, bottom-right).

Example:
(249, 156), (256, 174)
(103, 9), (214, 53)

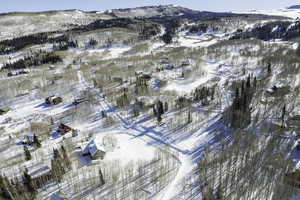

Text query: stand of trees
(0, 145), (73, 200)
(229, 75), (256, 128)
(2, 51), (62, 71)
(135, 74), (149, 95)
(116, 88), (130, 107)
(193, 85), (216, 106)
(0, 32), (77, 55)
(199, 130), (295, 200)
(53, 39), (78, 51)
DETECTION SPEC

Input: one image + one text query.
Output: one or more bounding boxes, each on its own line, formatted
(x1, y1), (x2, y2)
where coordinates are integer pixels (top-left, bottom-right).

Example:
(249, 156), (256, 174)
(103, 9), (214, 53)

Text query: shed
(82, 139), (106, 160)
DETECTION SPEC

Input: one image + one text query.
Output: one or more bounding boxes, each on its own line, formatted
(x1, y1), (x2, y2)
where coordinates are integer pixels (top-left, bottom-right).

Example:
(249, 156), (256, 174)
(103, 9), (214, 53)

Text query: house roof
(82, 139), (106, 157)
(21, 135), (34, 142)
(0, 107), (11, 112)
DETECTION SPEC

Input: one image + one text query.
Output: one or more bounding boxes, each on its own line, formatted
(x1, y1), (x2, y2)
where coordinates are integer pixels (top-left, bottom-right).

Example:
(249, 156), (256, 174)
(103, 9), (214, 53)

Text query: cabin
(45, 96), (63, 105)
(82, 139), (106, 160)
(57, 123), (73, 135)
(0, 107), (11, 115)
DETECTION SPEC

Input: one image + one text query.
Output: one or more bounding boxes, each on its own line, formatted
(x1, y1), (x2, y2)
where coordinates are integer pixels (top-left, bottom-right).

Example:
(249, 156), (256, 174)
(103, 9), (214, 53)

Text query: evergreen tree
(61, 145), (71, 170)
(0, 175), (13, 199)
(99, 168), (105, 185)
(246, 75), (251, 88)
(187, 109), (192, 124)
(267, 63), (272, 74)
(23, 168), (35, 194)
(253, 76), (257, 88)
(164, 102), (169, 113)
(23, 146), (31, 161)
(153, 106), (157, 117)
(157, 114), (162, 124)
(282, 104), (286, 128)
(211, 87), (215, 100)
(51, 159), (64, 183)
(101, 110), (106, 118)
(53, 148), (61, 160)
(215, 184), (223, 200)
(203, 186), (215, 200)
(157, 100), (164, 115)
(33, 134), (41, 148)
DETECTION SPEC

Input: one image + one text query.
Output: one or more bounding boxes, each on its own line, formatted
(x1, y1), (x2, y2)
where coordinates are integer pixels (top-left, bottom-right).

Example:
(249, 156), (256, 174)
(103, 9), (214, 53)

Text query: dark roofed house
(57, 123), (73, 135)
(45, 96), (63, 105)
(142, 73), (152, 81)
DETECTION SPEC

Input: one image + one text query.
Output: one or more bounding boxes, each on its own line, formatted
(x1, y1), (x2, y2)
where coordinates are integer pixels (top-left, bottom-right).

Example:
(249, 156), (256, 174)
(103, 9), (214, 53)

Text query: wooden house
(82, 139), (106, 160)
(45, 96), (63, 105)
(57, 123), (73, 135)
(0, 107), (11, 115)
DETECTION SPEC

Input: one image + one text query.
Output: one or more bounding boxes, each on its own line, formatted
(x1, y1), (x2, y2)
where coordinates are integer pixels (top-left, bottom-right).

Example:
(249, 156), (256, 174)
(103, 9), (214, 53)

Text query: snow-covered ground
(0, 10), (112, 41)
(1, 6), (300, 199)
(236, 8), (300, 19)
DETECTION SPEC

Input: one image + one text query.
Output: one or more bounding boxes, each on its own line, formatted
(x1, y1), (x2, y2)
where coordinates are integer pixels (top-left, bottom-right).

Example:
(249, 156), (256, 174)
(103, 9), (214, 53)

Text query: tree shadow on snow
(34, 103), (52, 109)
